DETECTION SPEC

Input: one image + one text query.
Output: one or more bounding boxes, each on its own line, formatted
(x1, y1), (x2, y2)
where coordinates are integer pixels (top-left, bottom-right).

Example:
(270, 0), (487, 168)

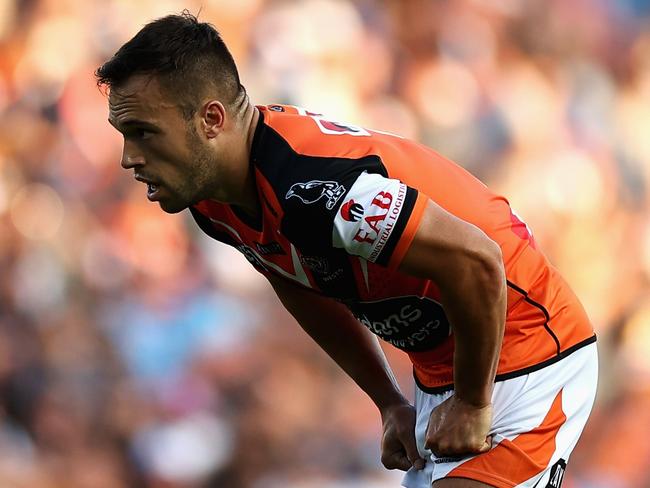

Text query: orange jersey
(190, 104), (596, 391)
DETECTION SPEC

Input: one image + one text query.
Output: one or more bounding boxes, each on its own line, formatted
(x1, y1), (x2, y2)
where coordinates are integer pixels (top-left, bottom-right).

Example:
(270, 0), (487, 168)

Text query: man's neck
(245, 103), (260, 158)
(231, 102), (260, 217)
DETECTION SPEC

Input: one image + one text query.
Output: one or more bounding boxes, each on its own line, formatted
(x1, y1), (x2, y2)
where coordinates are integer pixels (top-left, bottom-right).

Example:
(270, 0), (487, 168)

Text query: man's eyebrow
(107, 118), (159, 131)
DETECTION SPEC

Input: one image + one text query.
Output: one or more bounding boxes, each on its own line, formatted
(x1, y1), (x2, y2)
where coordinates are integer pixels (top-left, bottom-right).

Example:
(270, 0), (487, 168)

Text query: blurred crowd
(0, 0), (649, 486)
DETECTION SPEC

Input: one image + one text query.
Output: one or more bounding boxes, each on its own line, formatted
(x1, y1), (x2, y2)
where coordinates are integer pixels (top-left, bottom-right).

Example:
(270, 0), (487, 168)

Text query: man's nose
(120, 144), (145, 169)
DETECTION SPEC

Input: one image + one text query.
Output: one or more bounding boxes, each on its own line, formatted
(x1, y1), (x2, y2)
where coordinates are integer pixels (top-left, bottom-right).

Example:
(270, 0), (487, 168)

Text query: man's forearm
(270, 277), (408, 411)
(441, 241), (507, 407)
(296, 304), (408, 411)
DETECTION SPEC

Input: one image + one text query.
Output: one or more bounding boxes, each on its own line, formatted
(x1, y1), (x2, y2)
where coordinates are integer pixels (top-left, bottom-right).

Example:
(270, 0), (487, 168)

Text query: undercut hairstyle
(96, 11), (245, 119)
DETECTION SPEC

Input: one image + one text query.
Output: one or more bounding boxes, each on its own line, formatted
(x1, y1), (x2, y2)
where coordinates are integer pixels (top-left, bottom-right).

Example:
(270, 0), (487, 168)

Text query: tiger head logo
(285, 180), (346, 210)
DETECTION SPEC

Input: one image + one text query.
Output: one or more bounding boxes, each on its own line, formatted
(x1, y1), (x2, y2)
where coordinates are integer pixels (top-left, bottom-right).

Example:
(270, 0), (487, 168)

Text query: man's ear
(201, 100), (226, 138)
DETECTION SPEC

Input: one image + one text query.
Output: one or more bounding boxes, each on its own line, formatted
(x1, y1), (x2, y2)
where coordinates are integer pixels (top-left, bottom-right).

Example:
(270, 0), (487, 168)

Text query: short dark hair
(96, 11), (244, 118)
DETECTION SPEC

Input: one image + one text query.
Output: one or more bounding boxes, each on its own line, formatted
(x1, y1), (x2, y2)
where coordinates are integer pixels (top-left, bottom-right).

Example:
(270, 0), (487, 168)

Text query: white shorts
(402, 342), (598, 488)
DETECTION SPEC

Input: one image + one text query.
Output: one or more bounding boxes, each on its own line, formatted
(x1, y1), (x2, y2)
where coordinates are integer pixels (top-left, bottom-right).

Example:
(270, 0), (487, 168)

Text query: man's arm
(268, 275), (424, 471)
(399, 199), (507, 456)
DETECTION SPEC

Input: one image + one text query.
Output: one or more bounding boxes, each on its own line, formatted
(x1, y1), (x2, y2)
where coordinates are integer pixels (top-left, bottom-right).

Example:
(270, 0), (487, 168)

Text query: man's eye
(137, 129), (154, 140)
(127, 129), (153, 140)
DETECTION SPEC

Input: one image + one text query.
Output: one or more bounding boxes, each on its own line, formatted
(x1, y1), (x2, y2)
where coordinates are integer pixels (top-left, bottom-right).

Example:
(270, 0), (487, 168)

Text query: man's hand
(425, 394), (492, 457)
(380, 403), (425, 471)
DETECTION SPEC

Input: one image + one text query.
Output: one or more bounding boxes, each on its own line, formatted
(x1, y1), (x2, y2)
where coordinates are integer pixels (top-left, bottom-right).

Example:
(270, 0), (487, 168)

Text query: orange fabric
(447, 389), (566, 487)
(195, 105), (595, 387)
(387, 191), (428, 270)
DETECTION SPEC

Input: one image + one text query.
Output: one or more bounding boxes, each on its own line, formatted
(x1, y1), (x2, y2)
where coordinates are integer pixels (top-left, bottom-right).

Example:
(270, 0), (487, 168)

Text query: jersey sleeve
(277, 154), (427, 269)
(332, 171), (428, 268)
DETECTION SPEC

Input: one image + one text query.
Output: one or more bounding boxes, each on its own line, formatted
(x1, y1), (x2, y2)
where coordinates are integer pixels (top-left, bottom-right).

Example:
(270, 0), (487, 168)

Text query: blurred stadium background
(1, 0), (649, 486)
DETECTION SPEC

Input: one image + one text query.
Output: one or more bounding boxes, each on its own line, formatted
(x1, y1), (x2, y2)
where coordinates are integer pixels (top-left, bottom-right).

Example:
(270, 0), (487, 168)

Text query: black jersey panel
(252, 124), (420, 271)
(252, 124), (389, 253)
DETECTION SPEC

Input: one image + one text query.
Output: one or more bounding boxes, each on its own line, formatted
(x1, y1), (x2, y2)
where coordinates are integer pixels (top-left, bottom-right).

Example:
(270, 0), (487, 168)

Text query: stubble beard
(155, 126), (214, 214)
(183, 124), (223, 206)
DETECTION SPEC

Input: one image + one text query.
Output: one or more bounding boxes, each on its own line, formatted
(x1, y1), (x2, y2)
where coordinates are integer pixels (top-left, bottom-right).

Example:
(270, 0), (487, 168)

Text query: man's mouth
(147, 183), (160, 201)
(135, 175), (162, 201)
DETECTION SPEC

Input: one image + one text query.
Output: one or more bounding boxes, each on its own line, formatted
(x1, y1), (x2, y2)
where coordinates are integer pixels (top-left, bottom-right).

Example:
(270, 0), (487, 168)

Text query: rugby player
(96, 12), (598, 488)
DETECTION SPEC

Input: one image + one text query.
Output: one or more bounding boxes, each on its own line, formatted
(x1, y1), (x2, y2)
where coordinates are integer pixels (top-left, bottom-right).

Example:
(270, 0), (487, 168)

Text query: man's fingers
(382, 434), (424, 470)
(402, 435), (425, 470)
(381, 451), (412, 471)
(425, 435), (493, 457)
(478, 436), (492, 453)
(380, 403), (425, 471)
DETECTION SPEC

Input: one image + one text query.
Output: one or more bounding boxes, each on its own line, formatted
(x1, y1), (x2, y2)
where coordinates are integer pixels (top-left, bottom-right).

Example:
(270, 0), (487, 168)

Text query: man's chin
(157, 199), (188, 214)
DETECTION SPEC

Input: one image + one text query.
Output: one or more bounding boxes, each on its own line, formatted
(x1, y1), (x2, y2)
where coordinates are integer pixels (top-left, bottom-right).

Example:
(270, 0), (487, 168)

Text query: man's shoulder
(254, 104), (455, 195)
(255, 104), (387, 161)
(253, 105), (389, 215)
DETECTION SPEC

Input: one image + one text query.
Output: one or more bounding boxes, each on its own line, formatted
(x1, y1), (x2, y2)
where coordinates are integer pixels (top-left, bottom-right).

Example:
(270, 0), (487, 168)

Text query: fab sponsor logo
(340, 199), (364, 222)
(332, 172), (408, 262)
(353, 184), (407, 262)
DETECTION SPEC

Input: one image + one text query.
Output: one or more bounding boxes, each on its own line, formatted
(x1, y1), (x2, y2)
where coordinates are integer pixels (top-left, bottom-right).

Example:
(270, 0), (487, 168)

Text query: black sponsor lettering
(434, 457), (464, 464)
(237, 245), (268, 271)
(321, 268), (343, 282)
(255, 241), (285, 256)
(348, 296), (450, 352)
(401, 304), (421, 322)
(358, 315), (399, 336)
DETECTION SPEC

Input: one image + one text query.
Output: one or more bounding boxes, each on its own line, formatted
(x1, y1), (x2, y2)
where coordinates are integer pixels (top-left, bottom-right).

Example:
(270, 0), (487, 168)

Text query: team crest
(300, 255), (330, 275)
(285, 180), (346, 210)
